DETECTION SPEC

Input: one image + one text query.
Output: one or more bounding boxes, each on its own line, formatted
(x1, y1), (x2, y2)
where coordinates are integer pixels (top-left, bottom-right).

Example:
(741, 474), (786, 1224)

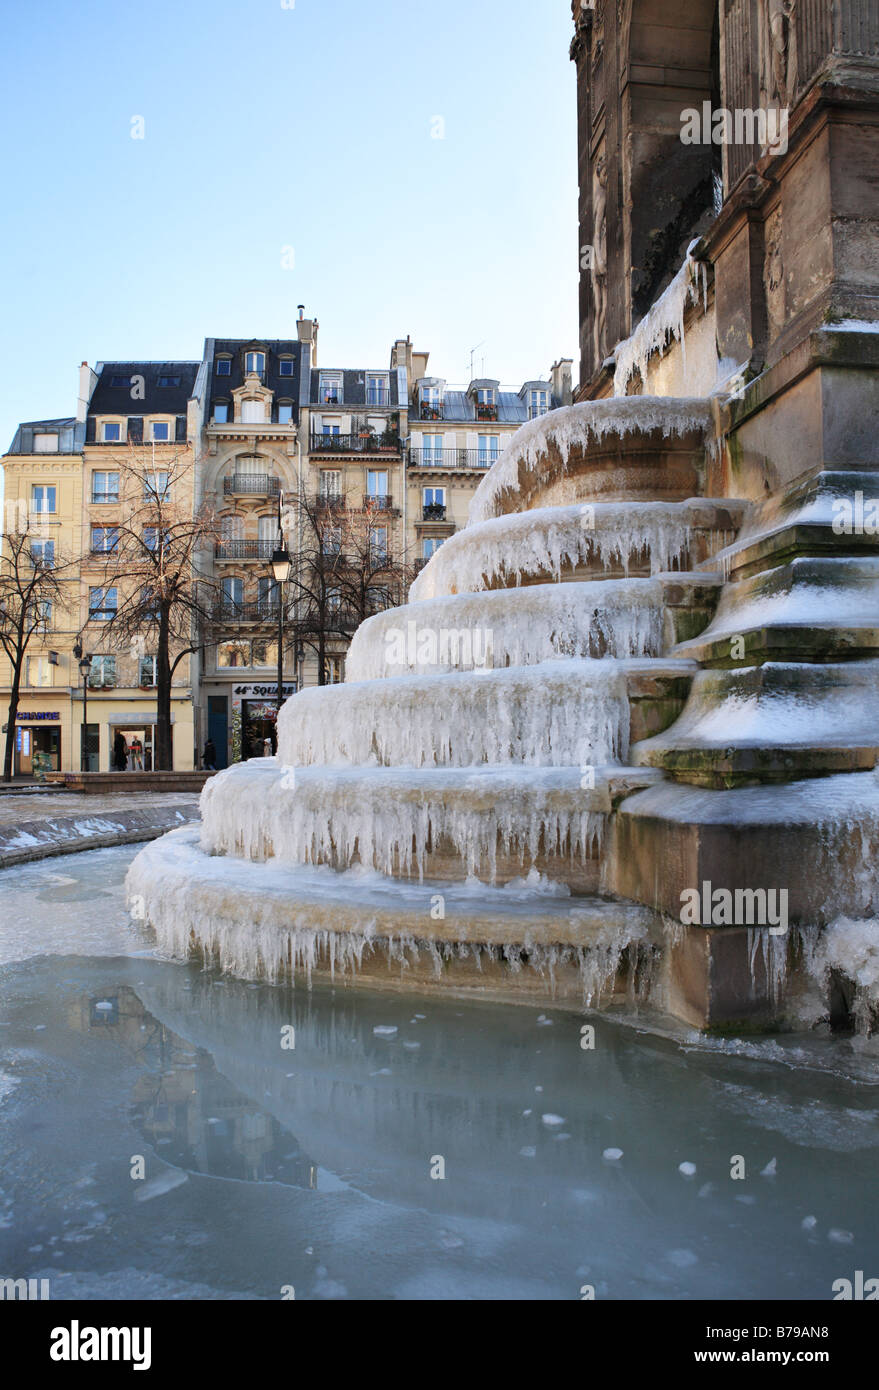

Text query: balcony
(310, 432), (400, 455)
(215, 540), (276, 561)
(422, 503), (447, 521)
(476, 402), (498, 421)
(224, 474), (281, 496)
(417, 401), (444, 421)
(211, 600), (280, 623)
(408, 448), (494, 470)
(363, 493), (393, 511)
(316, 492), (346, 511)
(365, 388), (391, 407)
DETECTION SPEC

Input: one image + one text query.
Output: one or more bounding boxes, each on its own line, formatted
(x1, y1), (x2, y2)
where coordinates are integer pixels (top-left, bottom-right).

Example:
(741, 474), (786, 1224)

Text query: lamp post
(72, 643), (92, 772)
(269, 490), (292, 738)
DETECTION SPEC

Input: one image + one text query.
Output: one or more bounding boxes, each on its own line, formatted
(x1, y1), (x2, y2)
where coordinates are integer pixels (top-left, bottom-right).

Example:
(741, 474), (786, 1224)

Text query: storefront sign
(16, 711), (60, 721)
(232, 684), (296, 698)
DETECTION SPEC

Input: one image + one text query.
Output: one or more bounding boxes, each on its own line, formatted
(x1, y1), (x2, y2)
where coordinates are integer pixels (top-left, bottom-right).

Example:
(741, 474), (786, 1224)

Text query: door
(208, 696), (229, 770)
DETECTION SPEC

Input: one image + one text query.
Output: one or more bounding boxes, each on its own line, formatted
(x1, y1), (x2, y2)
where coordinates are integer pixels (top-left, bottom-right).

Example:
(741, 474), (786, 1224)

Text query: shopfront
(14, 710), (63, 779)
(206, 682), (296, 764)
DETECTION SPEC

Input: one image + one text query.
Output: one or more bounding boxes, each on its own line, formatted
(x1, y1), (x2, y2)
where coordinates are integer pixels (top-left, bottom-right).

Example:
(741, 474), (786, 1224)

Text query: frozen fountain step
(695, 469), (879, 581)
(345, 577), (721, 681)
(277, 658), (700, 769)
(674, 555), (879, 666)
(631, 660), (879, 784)
(410, 499), (745, 601)
(468, 398), (715, 522)
(200, 758), (665, 889)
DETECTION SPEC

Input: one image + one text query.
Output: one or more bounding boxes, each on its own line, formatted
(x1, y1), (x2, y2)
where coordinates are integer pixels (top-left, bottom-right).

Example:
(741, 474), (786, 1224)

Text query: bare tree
(84, 446), (222, 770)
(285, 489), (414, 684)
(0, 510), (77, 781)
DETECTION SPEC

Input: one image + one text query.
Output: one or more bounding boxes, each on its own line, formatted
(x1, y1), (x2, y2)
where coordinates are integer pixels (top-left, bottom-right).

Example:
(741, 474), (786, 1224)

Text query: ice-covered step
(410, 499), (744, 602)
(675, 555), (879, 665)
(631, 661), (879, 784)
(200, 759), (664, 888)
(695, 469), (879, 581)
(344, 578), (720, 681)
(278, 658), (699, 769)
(129, 825), (659, 1003)
(468, 398), (715, 522)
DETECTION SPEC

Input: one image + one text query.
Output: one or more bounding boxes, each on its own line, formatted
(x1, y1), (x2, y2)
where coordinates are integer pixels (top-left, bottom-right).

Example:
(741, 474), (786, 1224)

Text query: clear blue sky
(0, 0), (579, 452)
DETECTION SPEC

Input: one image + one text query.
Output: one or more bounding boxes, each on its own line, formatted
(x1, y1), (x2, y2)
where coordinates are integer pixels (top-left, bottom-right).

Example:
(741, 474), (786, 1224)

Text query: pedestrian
(203, 737), (217, 771)
(130, 736), (144, 771)
(113, 730), (128, 772)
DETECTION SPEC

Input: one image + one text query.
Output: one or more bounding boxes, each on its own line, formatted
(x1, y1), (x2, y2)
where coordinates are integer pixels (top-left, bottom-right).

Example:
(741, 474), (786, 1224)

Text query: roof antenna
(469, 341), (485, 381)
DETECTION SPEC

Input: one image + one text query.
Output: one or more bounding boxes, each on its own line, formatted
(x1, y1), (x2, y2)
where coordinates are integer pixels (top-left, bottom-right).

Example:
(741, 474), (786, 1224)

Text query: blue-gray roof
(7, 418), (84, 455)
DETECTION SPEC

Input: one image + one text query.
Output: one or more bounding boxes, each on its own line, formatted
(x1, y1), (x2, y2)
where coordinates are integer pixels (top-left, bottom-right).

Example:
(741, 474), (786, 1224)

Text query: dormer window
(475, 388), (497, 421)
(320, 374), (343, 405)
(150, 421), (170, 441)
(367, 373), (389, 406)
(33, 432), (59, 453)
(103, 422), (121, 442)
(216, 357), (232, 376)
(214, 402), (229, 424)
(245, 351), (266, 375)
(528, 388), (549, 419)
(279, 359), (295, 377)
(110, 374), (131, 389)
(278, 402), (294, 424)
(241, 398), (267, 424)
(157, 375), (181, 388)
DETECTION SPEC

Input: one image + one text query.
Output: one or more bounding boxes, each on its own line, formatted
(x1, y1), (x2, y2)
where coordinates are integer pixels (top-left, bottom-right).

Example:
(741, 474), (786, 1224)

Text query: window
(321, 525), (342, 557)
(92, 472), (120, 503)
(157, 375), (181, 388)
(89, 586), (117, 621)
(30, 539), (55, 568)
(141, 584), (161, 621)
(251, 637), (278, 667)
(216, 358), (231, 376)
(241, 399), (266, 424)
(258, 515), (277, 543)
(218, 639), (251, 668)
(221, 514), (245, 542)
(367, 472), (386, 505)
(423, 486), (445, 507)
(421, 387), (442, 418)
(150, 421), (170, 441)
(478, 434), (500, 467)
(323, 655), (344, 685)
(26, 656), (54, 688)
(31, 485), (56, 514)
(422, 434), (444, 464)
(29, 599), (52, 631)
(89, 654), (117, 688)
(279, 359), (295, 377)
(245, 352), (265, 375)
(143, 527), (170, 553)
(320, 470), (341, 500)
(91, 526), (119, 553)
(529, 389), (549, 419)
(102, 422), (121, 442)
(278, 403), (294, 424)
(367, 374), (389, 406)
(320, 375), (342, 405)
(370, 527), (388, 561)
(423, 536), (445, 559)
(110, 374), (131, 389)
(326, 586), (342, 614)
(222, 576), (244, 610)
(138, 655), (158, 687)
(143, 471), (170, 501)
(257, 576), (278, 615)
(322, 423), (341, 437)
(213, 403), (229, 424)
(33, 433), (58, 453)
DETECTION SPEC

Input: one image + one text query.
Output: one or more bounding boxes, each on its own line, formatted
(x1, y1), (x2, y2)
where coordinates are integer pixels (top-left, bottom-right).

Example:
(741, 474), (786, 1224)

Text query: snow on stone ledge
(467, 397), (715, 525)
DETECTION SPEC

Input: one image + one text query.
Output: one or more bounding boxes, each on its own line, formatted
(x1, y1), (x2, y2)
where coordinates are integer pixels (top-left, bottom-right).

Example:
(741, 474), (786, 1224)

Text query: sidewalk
(0, 789), (201, 868)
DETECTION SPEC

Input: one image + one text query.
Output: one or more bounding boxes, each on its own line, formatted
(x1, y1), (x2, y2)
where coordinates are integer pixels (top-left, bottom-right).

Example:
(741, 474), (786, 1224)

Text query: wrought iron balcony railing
(310, 432), (400, 454)
(422, 503), (447, 521)
(215, 540), (276, 561)
(363, 493), (393, 510)
(211, 600), (281, 623)
(224, 474), (281, 496)
(408, 448), (494, 470)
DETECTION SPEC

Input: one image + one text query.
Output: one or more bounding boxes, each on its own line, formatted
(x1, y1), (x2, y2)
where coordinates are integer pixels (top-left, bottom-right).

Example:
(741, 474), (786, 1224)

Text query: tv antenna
(469, 341), (485, 380)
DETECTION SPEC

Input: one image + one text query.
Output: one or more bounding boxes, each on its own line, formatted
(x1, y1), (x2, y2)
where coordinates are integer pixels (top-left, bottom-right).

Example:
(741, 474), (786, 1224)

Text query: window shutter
(127, 417), (143, 443)
(86, 417), (96, 444)
(175, 415), (186, 442)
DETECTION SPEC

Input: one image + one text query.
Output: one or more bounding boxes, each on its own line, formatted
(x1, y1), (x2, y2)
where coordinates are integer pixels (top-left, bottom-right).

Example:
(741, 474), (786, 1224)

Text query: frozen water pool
(1, 845), (878, 1301)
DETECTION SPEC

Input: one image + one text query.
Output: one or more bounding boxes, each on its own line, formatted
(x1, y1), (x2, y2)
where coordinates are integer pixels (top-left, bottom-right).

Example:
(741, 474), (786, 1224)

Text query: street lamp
(72, 643), (92, 772)
(269, 490), (292, 734)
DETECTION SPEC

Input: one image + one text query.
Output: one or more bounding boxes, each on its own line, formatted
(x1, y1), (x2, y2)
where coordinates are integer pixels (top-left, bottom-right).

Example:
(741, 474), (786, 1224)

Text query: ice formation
(807, 917), (879, 1031)
(410, 501), (703, 602)
(612, 241), (709, 397)
(344, 580), (665, 681)
(467, 398), (714, 524)
(200, 759), (607, 882)
(278, 659), (632, 769)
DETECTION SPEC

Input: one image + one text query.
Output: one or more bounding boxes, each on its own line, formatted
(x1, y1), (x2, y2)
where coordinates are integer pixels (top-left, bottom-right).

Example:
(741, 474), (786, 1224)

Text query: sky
(0, 0), (579, 452)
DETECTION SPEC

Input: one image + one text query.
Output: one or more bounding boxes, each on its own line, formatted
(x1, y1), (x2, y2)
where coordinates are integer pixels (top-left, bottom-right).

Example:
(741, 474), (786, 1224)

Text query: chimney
(77, 361), (97, 423)
(551, 358), (573, 406)
(297, 313), (318, 366)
